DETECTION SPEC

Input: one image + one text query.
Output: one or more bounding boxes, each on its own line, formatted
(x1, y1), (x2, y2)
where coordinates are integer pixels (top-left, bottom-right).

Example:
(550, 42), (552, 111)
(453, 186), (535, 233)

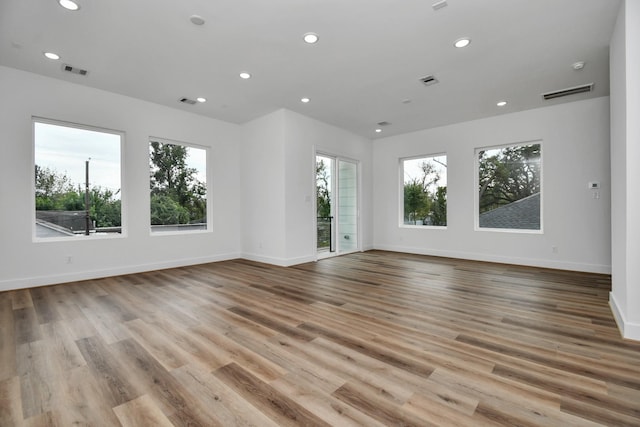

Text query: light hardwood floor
(1, 250), (639, 426)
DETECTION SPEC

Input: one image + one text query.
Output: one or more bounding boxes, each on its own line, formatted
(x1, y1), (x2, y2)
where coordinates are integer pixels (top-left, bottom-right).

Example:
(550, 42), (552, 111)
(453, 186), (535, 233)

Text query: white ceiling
(0, 0), (621, 139)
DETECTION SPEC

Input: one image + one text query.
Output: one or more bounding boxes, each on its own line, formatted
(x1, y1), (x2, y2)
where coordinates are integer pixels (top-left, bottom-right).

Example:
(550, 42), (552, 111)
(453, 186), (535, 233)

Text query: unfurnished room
(1, 0), (639, 425)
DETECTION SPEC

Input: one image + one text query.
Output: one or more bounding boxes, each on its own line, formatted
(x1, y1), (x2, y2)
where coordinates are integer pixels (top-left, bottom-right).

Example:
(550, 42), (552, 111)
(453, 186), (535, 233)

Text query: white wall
(241, 109), (373, 265)
(240, 110), (288, 263)
(626, 0), (640, 337)
(610, 0), (640, 340)
(283, 110), (373, 260)
(373, 97), (611, 274)
(610, 0), (628, 327)
(0, 67), (372, 288)
(0, 63), (620, 299)
(0, 66), (242, 291)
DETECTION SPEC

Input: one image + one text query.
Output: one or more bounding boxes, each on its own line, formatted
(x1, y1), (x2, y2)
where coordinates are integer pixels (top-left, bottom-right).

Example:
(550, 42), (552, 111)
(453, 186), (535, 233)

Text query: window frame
(474, 140), (543, 234)
(399, 153), (448, 229)
(148, 136), (211, 236)
(32, 116), (125, 242)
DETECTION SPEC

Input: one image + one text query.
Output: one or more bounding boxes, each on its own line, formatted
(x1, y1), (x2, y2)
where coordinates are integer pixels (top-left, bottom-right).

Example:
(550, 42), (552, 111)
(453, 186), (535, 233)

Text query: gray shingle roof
(479, 192), (540, 230)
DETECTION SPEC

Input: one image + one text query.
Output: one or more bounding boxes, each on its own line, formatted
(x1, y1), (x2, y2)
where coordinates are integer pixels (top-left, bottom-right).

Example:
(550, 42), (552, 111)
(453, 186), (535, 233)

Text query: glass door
(337, 159), (358, 253)
(315, 154), (358, 257)
(316, 155), (335, 254)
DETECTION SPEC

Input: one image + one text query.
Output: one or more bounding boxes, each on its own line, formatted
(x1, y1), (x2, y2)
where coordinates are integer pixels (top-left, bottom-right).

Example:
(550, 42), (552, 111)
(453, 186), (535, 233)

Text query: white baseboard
(241, 252), (316, 267)
(0, 252), (241, 292)
(610, 292), (640, 341)
(372, 244), (612, 274)
(0, 245), (613, 296)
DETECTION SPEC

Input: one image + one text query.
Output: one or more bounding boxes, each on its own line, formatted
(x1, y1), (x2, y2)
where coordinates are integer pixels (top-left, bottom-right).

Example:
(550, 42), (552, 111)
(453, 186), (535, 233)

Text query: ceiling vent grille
(62, 64), (88, 76)
(179, 97), (197, 105)
(542, 83), (593, 100)
(420, 75), (439, 86)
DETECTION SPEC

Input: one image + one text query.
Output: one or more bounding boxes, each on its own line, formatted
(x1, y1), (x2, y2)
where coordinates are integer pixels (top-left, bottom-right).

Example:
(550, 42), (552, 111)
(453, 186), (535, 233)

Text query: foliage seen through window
(150, 141), (207, 232)
(402, 155), (447, 226)
(477, 143), (541, 230)
(34, 121), (121, 238)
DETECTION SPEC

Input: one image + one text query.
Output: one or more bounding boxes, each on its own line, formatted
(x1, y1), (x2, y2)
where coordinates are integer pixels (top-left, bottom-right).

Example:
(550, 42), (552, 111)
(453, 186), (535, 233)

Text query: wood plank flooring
(1, 250), (639, 426)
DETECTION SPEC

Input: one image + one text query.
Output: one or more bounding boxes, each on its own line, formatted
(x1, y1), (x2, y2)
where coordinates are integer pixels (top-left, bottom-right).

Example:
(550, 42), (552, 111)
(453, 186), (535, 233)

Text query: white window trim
(32, 116), (126, 242)
(399, 152), (448, 229)
(474, 139), (543, 234)
(148, 136), (212, 235)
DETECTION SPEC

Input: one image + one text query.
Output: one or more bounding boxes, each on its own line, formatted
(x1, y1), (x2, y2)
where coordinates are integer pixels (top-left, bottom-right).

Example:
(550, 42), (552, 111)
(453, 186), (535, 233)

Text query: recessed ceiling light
(190, 15), (205, 25)
(58, 0), (79, 11)
(303, 33), (319, 44)
(301, 97), (310, 103)
(454, 38), (471, 48)
(497, 100), (508, 107)
(239, 72), (251, 79)
(432, 0), (448, 11)
(44, 52), (60, 60)
(375, 129), (382, 133)
(196, 97), (207, 103)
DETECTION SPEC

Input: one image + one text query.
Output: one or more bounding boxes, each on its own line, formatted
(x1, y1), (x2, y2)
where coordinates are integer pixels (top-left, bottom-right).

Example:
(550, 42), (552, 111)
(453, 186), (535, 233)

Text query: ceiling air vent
(179, 97), (197, 105)
(377, 121), (391, 127)
(420, 75), (439, 86)
(542, 83), (593, 100)
(62, 64), (88, 76)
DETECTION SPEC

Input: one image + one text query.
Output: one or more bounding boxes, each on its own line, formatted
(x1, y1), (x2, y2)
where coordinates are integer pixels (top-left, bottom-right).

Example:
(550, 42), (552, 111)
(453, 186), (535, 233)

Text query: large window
(149, 139), (208, 233)
(34, 119), (122, 239)
(401, 154), (447, 226)
(476, 142), (541, 231)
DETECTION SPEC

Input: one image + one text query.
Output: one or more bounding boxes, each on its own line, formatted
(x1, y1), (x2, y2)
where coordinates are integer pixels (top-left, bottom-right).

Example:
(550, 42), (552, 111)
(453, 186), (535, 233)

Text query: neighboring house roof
(479, 193), (540, 230)
(35, 222), (74, 238)
(36, 210), (93, 234)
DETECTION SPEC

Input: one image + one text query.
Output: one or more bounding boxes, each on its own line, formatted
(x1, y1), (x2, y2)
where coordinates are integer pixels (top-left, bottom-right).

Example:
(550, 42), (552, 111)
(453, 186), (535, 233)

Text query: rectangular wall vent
(179, 98), (197, 105)
(420, 75), (439, 86)
(542, 83), (593, 100)
(62, 64), (88, 76)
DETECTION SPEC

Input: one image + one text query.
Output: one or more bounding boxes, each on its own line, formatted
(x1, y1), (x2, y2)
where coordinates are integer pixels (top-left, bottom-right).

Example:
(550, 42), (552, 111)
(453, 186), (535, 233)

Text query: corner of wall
(610, 291), (640, 341)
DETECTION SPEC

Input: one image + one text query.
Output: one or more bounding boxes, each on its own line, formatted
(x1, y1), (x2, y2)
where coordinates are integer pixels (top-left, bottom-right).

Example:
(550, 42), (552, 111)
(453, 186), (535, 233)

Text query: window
(34, 119), (122, 239)
(476, 142), (541, 231)
(401, 154), (447, 226)
(149, 139), (208, 233)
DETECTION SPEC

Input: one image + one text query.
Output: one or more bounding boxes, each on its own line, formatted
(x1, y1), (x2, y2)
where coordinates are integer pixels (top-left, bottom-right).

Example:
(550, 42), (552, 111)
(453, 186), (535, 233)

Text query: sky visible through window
(149, 141), (207, 184)
(35, 122), (121, 196)
(35, 123), (207, 195)
(185, 147), (206, 183)
(403, 155), (447, 191)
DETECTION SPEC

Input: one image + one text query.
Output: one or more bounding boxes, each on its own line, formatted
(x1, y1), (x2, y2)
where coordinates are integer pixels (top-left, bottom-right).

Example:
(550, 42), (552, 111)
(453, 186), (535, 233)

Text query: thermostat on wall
(588, 182), (600, 189)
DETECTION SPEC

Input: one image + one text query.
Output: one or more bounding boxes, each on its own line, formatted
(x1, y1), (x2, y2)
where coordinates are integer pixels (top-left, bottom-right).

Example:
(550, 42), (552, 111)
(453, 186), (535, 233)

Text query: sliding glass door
(337, 159), (358, 253)
(315, 154), (359, 257)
